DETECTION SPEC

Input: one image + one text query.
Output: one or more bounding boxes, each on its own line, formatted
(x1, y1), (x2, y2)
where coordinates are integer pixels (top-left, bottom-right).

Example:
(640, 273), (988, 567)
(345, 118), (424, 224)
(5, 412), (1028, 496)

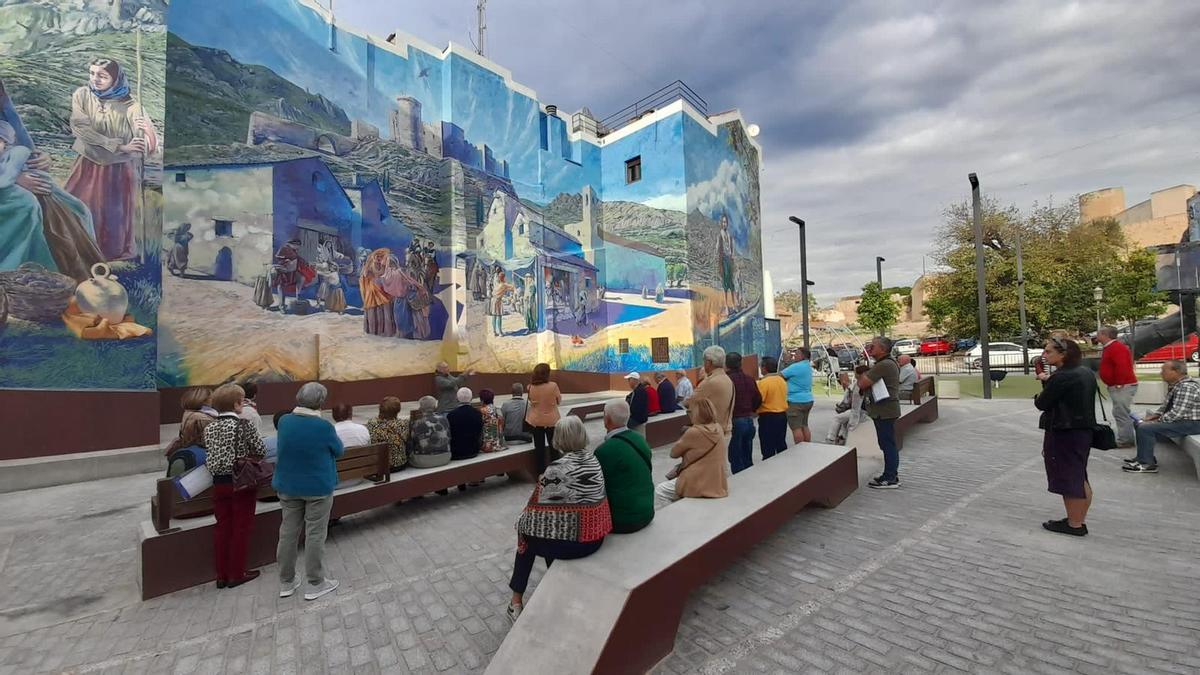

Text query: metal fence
(569, 80), (708, 138)
(913, 355), (1035, 375)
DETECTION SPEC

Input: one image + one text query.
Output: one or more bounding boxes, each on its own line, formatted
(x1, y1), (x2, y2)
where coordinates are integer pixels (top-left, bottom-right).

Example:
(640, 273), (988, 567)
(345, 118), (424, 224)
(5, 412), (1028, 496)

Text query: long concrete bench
(139, 443), (541, 600)
(486, 442), (859, 675)
(1167, 436), (1200, 478)
(847, 375), (938, 453)
(150, 443), (390, 534)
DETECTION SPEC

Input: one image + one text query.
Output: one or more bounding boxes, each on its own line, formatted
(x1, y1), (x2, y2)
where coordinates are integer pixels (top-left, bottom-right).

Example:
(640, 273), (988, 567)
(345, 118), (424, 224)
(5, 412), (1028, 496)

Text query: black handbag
(1091, 388), (1117, 451)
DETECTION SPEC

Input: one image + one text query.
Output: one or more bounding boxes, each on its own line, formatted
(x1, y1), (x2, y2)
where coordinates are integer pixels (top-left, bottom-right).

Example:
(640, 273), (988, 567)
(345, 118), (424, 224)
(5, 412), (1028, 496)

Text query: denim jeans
(729, 416), (757, 474)
(873, 417), (900, 481)
(1107, 385), (1137, 445)
(1134, 419), (1200, 465)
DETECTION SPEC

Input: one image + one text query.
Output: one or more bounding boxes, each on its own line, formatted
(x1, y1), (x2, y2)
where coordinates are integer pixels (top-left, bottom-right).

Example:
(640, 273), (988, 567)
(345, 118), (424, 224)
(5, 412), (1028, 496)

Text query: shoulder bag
(1091, 386), (1116, 451)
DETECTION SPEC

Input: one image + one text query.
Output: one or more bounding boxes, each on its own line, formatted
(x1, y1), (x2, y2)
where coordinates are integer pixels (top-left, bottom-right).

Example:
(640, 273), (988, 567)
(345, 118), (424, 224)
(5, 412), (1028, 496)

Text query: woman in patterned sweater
(203, 384), (267, 589)
(506, 416), (612, 622)
(367, 396), (410, 470)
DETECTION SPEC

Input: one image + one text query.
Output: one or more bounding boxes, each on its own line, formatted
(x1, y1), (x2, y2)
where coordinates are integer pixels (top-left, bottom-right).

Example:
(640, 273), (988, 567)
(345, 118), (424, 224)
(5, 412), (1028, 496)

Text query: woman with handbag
(654, 398), (730, 509)
(202, 384), (267, 588)
(1033, 337), (1098, 536)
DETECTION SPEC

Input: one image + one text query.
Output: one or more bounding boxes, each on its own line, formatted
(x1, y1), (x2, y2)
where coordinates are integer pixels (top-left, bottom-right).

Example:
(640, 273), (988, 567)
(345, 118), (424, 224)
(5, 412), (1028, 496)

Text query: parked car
(1137, 333), (1200, 363)
(955, 337), (978, 352)
(968, 342), (1043, 370)
(828, 343), (866, 370)
(893, 339), (920, 357)
(919, 335), (953, 356)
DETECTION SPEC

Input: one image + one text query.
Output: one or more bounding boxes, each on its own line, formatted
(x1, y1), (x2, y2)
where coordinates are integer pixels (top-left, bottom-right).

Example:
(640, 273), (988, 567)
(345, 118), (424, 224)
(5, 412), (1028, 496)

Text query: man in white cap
(624, 371), (650, 436)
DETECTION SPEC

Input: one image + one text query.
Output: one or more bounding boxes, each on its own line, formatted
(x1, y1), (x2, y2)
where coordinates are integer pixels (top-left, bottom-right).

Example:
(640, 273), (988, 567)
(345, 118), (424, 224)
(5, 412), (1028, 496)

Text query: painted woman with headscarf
(523, 274), (538, 334)
(379, 253), (418, 339)
(65, 58), (158, 262)
(0, 78), (102, 280)
(718, 212), (736, 314)
(360, 248), (396, 336)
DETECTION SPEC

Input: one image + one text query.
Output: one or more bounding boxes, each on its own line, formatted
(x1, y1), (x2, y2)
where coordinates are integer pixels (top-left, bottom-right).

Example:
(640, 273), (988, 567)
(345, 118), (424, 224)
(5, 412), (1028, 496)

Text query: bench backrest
(912, 375), (936, 404)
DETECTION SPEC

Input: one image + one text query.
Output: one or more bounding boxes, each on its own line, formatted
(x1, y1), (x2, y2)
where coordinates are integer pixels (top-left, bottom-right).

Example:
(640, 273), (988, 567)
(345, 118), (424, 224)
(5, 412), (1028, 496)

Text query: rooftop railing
(569, 80), (708, 138)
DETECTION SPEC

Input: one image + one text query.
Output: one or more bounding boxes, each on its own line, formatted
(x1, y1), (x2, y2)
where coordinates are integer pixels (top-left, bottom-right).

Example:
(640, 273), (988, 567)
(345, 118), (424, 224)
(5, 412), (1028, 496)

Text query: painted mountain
(165, 32), (350, 149)
(532, 192), (686, 262)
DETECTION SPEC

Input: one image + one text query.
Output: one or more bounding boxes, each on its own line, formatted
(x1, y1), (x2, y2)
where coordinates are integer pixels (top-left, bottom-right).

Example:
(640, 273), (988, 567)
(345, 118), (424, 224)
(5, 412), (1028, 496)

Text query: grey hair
(418, 395), (438, 412)
(552, 416), (589, 454)
(604, 399), (631, 427)
(1164, 359), (1188, 375)
(702, 345), (726, 368)
(456, 387), (473, 403)
(296, 382), (328, 409)
(511, 382), (524, 396)
(873, 336), (894, 353)
(1098, 325), (1119, 340)
(653, 371), (666, 381)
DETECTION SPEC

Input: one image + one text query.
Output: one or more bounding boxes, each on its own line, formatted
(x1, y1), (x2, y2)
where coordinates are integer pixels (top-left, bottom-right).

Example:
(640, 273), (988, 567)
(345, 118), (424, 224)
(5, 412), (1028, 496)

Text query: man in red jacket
(1098, 326), (1138, 447)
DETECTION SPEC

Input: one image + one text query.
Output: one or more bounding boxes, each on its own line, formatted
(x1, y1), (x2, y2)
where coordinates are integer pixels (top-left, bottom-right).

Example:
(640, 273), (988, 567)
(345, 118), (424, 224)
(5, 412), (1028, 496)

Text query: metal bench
(486, 442), (858, 674)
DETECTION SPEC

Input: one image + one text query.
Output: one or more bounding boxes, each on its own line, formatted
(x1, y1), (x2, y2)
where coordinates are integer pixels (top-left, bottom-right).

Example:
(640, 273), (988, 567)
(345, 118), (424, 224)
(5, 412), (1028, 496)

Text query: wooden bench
(486, 442), (858, 674)
(139, 443), (541, 600)
(150, 443), (390, 534)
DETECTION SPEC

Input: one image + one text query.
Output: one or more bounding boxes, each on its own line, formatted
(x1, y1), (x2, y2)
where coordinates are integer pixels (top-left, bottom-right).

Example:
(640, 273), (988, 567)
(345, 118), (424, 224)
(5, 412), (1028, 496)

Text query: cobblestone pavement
(2, 399), (1199, 674)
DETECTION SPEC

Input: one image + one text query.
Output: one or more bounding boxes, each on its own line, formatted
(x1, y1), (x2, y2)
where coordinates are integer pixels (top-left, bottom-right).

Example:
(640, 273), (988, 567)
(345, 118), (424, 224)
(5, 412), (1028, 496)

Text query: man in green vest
(594, 400), (655, 533)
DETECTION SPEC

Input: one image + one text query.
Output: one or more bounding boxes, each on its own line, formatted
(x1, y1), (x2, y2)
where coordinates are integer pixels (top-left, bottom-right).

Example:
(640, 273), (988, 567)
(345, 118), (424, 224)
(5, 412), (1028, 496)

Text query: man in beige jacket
(688, 345), (734, 436)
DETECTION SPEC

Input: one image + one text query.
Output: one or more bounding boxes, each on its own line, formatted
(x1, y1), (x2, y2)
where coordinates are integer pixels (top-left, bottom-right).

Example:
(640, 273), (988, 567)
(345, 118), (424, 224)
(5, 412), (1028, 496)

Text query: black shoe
(226, 570), (261, 588)
(867, 477), (900, 489)
(1122, 457), (1139, 465)
(435, 489), (449, 496)
(1042, 520), (1087, 536)
(215, 579), (227, 589)
(1122, 462), (1158, 473)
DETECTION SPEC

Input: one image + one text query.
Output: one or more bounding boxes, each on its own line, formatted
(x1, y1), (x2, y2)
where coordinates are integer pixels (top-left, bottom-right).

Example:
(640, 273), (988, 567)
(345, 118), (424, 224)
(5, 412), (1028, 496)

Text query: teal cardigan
(272, 412), (345, 497)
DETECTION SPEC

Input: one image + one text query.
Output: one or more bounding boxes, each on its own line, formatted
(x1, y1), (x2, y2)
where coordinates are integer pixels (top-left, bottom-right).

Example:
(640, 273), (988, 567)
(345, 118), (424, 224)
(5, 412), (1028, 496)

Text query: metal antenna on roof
(476, 0), (487, 57)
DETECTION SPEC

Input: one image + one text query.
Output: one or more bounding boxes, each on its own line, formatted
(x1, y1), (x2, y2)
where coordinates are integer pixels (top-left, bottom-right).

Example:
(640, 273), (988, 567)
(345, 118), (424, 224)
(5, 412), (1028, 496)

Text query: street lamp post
(789, 216), (810, 351)
(875, 256), (885, 289)
(1093, 286), (1104, 335)
(970, 173), (991, 400)
(1017, 234), (1030, 374)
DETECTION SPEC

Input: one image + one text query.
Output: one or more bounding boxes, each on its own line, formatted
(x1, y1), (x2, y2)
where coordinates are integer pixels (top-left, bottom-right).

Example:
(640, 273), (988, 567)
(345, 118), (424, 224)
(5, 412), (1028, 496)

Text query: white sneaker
(506, 602), (522, 623)
(304, 578), (339, 601)
(279, 578), (302, 598)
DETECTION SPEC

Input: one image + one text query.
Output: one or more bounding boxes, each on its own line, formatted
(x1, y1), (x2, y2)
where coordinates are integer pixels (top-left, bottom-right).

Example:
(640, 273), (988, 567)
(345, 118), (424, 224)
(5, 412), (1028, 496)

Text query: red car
(1137, 333), (1200, 363)
(918, 335), (953, 356)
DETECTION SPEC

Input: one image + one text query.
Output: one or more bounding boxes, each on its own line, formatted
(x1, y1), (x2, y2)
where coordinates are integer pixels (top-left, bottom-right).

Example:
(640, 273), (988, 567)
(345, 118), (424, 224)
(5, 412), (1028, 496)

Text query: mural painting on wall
(0, 0), (164, 390)
(158, 0), (728, 386)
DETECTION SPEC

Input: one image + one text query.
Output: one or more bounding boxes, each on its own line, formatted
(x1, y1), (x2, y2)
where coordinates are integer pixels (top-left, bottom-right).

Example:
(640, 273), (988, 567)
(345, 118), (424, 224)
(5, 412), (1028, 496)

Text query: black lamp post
(875, 256), (885, 288)
(789, 216), (809, 351)
(970, 172), (992, 400)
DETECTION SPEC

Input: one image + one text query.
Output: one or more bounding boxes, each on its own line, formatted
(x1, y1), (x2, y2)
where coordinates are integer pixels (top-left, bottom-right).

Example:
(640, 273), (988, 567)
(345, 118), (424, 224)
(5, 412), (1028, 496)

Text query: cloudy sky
(334, 0), (1200, 304)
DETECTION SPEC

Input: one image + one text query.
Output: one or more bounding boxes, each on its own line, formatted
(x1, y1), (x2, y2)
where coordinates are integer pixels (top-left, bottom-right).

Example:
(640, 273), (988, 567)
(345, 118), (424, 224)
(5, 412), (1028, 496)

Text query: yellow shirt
(756, 374), (787, 414)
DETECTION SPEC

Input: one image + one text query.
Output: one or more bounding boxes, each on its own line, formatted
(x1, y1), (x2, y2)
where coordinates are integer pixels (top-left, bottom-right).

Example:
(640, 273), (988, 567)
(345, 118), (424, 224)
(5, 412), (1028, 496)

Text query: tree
(774, 289), (818, 314)
(1105, 247), (1167, 341)
(857, 282), (900, 336)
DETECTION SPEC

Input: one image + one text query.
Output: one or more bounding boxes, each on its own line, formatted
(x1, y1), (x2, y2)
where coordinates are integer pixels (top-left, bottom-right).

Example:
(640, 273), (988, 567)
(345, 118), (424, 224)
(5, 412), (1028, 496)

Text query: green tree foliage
(1105, 247), (1167, 331)
(857, 282), (901, 336)
(925, 197), (1149, 339)
(774, 289), (818, 313)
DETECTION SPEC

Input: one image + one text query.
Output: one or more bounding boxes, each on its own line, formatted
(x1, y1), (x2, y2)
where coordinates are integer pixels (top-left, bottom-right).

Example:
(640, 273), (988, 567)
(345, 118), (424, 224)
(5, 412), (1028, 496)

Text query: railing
(569, 80), (708, 138)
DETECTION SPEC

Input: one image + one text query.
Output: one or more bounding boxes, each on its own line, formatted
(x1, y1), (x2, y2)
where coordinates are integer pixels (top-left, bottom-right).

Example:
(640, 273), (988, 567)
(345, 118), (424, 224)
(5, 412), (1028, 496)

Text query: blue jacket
(272, 412), (345, 497)
(657, 380), (678, 414)
(627, 384), (649, 427)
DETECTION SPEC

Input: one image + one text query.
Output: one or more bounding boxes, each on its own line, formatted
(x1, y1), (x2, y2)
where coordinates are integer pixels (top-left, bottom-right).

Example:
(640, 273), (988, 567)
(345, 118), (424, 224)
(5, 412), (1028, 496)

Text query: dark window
(625, 156), (642, 184)
(518, 222), (525, 235)
(651, 337), (670, 363)
(174, 172), (186, 183)
(214, 219), (233, 237)
(618, 338), (630, 355)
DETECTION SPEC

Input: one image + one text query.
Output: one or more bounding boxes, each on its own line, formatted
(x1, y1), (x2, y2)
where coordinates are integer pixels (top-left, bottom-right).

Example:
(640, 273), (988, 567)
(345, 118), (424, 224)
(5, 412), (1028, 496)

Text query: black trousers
(530, 425), (556, 473)
(509, 536), (603, 594)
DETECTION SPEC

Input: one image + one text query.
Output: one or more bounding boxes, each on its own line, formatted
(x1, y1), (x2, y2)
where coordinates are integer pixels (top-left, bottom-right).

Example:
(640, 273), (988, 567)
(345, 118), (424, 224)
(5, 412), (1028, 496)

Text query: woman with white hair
(447, 387), (483, 461)
(505, 416), (612, 622)
(409, 395), (451, 468)
(273, 382), (343, 601)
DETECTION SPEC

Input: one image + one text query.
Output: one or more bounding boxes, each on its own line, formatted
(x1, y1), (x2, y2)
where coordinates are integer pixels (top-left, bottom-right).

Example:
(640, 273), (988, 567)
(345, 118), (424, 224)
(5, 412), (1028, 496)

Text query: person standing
(593, 400), (654, 534)
(525, 363), (562, 471)
(274, 383), (344, 600)
(655, 372), (678, 414)
(756, 356), (789, 459)
(689, 346), (734, 437)
(675, 369), (694, 404)
(1033, 338), (1097, 535)
(780, 347), (815, 444)
(203, 384), (266, 589)
(1096, 326), (1138, 448)
(433, 361), (474, 413)
(858, 337), (901, 489)
(625, 372), (650, 435)
(725, 352), (762, 474)
(1123, 359), (1200, 474)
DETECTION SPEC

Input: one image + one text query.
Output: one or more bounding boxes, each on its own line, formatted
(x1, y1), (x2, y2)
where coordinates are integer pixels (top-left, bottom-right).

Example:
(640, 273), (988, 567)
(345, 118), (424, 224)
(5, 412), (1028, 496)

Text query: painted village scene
(0, 0), (765, 391)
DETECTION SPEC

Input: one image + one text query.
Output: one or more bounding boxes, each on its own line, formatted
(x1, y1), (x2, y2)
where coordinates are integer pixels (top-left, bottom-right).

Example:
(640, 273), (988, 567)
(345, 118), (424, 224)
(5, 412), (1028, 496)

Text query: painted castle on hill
(0, 0), (764, 391)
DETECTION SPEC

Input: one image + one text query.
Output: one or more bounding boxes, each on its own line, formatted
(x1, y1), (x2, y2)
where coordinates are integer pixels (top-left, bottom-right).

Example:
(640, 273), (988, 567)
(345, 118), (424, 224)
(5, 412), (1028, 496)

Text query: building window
(214, 219), (233, 237)
(618, 338), (630, 355)
(518, 223), (525, 235)
(651, 337), (670, 363)
(174, 172), (186, 183)
(625, 156), (641, 184)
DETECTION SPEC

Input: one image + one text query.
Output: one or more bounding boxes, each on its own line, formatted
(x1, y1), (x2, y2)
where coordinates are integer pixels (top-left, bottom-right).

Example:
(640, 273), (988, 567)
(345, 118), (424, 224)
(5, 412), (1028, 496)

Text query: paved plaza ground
(2, 398), (1199, 674)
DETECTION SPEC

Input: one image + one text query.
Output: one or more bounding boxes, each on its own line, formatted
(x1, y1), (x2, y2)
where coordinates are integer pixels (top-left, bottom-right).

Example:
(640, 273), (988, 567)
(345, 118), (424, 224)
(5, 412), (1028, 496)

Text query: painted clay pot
(74, 263), (129, 324)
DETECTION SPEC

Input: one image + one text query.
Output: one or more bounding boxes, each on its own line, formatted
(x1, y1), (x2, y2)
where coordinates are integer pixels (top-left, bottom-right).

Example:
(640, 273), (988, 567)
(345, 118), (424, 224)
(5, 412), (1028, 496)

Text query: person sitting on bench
(448, 387), (483, 461)
(367, 396), (409, 471)
(506, 416), (612, 623)
(897, 355), (917, 401)
(644, 375), (662, 417)
(654, 398), (729, 510)
(656, 372), (678, 414)
(164, 386), (215, 477)
(501, 383), (533, 443)
(409, 396), (451, 469)
(263, 411), (288, 462)
(594, 400), (654, 534)
(331, 403), (370, 447)
(625, 372), (650, 435)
